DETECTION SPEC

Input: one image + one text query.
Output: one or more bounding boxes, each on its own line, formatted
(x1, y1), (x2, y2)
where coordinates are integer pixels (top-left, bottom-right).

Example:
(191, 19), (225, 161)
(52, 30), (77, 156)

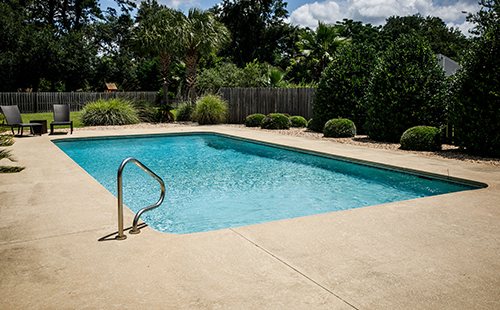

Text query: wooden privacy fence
(0, 92), (157, 113)
(220, 88), (315, 123)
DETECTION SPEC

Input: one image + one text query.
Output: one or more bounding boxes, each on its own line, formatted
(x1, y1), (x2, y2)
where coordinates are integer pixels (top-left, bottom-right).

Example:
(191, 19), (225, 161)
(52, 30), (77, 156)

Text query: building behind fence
(1, 88), (316, 124)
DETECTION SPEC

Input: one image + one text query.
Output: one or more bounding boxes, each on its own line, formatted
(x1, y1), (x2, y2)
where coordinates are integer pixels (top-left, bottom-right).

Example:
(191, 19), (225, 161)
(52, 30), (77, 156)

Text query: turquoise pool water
(54, 133), (477, 234)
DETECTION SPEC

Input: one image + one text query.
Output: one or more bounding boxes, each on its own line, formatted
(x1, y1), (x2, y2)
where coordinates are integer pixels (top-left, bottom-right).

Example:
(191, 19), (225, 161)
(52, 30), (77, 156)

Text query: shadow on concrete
(98, 223), (149, 241)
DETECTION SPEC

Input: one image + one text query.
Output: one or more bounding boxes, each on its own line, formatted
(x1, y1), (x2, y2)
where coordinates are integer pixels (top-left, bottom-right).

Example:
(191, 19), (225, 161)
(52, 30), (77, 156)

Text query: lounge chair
(0, 105), (42, 136)
(50, 104), (73, 134)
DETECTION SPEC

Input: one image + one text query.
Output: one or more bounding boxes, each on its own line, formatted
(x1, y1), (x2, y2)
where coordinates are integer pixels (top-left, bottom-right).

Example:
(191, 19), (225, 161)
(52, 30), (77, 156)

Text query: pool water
(54, 133), (477, 234)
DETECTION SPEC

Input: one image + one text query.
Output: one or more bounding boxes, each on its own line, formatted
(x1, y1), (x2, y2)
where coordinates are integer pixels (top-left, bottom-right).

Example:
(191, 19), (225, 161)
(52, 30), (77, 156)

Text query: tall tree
(451, 0), (500, 156)
(381, 14), (468, 60)
(336, 19), (383, 50)
(132, 1), (184, 103)
(466, 0), (500, 36)
(180, 8), (230, 101)
(296, 21), (351, 81)
(212, 0), (291, 67)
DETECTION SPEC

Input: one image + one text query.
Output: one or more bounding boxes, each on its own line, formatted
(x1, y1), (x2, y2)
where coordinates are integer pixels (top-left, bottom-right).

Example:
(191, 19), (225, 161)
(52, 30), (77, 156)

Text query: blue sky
(101, 0), (481, 35)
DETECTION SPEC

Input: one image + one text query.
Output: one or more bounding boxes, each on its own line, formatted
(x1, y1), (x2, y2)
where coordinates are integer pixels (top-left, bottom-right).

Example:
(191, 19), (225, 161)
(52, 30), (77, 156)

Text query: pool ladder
(116, 157), (165, 240)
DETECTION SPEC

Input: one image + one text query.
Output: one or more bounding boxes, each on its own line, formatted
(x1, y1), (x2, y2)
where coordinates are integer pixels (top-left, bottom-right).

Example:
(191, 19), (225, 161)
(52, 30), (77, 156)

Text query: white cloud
(157, 0), (198, 9)
(288, 1), (344, 28)
(289, 0), (481, 33)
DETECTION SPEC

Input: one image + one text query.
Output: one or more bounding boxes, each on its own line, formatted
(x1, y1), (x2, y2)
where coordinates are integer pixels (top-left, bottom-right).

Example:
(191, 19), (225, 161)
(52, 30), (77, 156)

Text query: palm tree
(132, 1), (183, 104)
(180, 8), (230, 102)
(296, 21), (351, 80)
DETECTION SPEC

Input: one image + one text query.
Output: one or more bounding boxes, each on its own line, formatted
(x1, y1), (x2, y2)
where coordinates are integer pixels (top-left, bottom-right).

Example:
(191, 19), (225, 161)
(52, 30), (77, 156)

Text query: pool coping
(1, 125), (500, 309)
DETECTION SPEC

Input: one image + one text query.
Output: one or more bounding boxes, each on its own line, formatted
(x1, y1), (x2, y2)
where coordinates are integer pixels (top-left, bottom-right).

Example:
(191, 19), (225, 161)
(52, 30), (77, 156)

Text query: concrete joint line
(230, 228), (360, 310)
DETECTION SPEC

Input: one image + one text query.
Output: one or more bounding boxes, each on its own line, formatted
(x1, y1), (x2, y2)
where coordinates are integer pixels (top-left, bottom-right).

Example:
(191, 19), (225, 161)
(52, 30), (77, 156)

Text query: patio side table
(30, 120), (47, 135)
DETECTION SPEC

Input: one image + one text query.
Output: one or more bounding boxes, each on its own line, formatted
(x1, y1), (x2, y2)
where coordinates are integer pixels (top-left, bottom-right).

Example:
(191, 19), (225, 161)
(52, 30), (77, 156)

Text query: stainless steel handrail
(116, 157), (165, 240)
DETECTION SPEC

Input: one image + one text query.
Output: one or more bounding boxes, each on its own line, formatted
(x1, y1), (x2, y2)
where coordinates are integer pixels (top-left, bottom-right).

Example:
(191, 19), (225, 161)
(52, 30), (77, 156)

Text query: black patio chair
(0, 105), (42, 136)
(50, 104), (73, 134)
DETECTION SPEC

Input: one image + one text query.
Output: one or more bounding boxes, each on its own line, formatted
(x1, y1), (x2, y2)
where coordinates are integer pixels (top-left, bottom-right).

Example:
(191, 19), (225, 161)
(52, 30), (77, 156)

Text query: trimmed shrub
(323, 119), (356, 138)
(245, 114), (266, 127)
(290, 116), (308, 128)
(192, 94), (229, 125)
(450, 19), (500, 157)
(261, 113), (291, 130)
(400, 126), (441, 151)
(312, 43), (377, 134)
(364, 32), (449, 142)
(176, 102), (194, 121)
(80, 98), (140, 126)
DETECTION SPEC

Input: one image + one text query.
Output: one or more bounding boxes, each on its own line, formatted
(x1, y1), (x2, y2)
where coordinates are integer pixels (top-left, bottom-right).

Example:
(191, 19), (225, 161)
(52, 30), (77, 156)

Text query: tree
(296, 21), (351, 81)
(0, 0), (136, 92)
(132, 1), (184, 103)
(180, 8), (230, 102)
(364, 32), (449, 142)
(381, 14), (469, 60)
(212, 0), (292, 67)
(466, 0), (500, 36)
(310, 43), (377, 133)
(336, 19), (383, 50)
(451, 0), (500, 156)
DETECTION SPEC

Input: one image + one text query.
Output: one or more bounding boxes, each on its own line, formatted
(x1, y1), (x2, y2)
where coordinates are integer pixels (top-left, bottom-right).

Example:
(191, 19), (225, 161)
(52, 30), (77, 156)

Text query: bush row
(245, 113), (308, 130)
(312, 30), (499, 157)
(245, 113), (442, 151)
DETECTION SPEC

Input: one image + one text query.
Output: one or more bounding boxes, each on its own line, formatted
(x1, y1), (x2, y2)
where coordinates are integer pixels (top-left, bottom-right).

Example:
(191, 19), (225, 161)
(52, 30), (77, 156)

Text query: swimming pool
(54, 133), (479, 234)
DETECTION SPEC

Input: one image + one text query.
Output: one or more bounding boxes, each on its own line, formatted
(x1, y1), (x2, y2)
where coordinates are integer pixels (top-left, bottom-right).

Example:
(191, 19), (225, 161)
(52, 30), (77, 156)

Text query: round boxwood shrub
(323, 119), (356, 138)
(289, 116), (308, 128)
(400, 126), (441, 151)
(80, 98), (140, 126)
(245, 114), (266, 127)
(192, 94), (229, 125)
(261, 113), (291, 130)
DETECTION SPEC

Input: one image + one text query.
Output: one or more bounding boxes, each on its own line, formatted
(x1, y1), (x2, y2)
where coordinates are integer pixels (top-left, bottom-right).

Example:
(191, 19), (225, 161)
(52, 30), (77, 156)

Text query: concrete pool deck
(1, 125), (499, 309)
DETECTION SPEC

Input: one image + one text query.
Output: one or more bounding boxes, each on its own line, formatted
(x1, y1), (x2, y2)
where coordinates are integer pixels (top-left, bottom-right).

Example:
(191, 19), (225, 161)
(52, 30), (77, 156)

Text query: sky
(101, 0), (482, 35)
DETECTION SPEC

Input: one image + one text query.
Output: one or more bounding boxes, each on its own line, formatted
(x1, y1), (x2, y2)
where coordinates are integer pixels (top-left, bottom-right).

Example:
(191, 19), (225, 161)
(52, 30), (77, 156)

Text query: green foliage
(0, 133), (24, 173)
(312, 43), (377, 135)
(197, 61), (269, 93)
(400, 126), (441, 151)
(263, 66), (288, 87)
(306, 118), (324, 132)
(381, 14), (469, 60)
(245, 114), (266, 127)
(80, 98), (140, 126)
(176, 102), (194, 121)
(0, 134), (14, 147)
(337, 19), (384, 51)
(132, 100), (157, 122)
(450, 1), (500, 157)
(289, 116), (307, 128)
(364, 32), (449, 142)
(192, 94), (229, 124)
(323, 119), (356, 138)
(261, 113), (291, 130)
(212, 0), (292, 67)
(154, 104), (175, 122)
(296, 21), (351, 81)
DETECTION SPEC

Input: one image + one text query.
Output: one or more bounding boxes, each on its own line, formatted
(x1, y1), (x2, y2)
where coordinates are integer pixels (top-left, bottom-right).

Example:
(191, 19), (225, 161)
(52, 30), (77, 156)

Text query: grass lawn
(1, 112), (83, 132)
